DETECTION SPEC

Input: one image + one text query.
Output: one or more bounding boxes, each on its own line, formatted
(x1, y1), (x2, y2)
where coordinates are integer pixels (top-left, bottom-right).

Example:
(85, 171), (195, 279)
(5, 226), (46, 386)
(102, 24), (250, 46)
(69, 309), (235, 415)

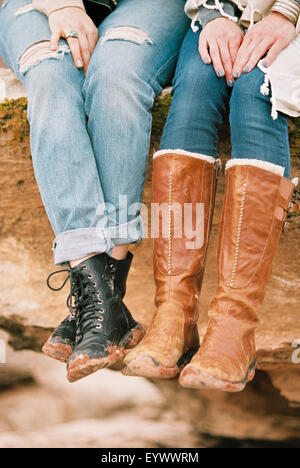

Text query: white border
(153, 149), (216, 165)
(226, 159), (285, 177)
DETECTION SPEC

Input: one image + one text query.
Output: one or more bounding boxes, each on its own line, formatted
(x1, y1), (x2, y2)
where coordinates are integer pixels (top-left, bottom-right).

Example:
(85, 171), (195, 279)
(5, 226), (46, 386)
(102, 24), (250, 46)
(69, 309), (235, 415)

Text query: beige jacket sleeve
(32, 0), (85, 16)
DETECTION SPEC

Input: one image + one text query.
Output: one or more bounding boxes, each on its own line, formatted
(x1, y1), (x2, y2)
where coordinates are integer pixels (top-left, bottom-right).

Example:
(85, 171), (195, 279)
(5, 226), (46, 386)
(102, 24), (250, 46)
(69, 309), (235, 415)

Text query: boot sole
(67, 324), (145, 383)
(179, 359), (257, 392)
(42, 341), (73, 363)
(42, 323), (145, 364)
(120, 323), (145, 349)
(122, 347), (198, 380)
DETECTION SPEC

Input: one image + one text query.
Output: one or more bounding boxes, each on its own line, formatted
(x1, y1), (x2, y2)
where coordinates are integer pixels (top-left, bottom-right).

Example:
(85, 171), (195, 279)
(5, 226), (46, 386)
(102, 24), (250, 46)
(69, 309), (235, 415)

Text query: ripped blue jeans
(0, 0), (190, 264)
(160, 27), (291, 178)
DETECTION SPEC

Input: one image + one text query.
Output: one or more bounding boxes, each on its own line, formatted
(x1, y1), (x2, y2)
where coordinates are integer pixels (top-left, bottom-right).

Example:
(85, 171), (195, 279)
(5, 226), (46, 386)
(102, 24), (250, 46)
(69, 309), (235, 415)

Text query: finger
(229, 42), (238, 64)
(86, 28), (99, 55)
(218, 40), (233, 85)
(50, 29), (61, 51)
(233, 38), (257, 77)
(199, 34), (211, 64)
(233, 31), (256, 71)
(228, 37), (243, 66)
(66, 36), (84, 70)
(78, 34), (91, 75)
(209, 40), (225, 78)
(242, 39), (273, 72)
(263, 41), (285, 67)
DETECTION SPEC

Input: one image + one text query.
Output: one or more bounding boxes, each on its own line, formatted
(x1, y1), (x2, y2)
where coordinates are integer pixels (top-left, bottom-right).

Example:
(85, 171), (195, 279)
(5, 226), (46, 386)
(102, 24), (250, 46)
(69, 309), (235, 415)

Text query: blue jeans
(160, 28), (291, 178)
(0, 0), (190, 264)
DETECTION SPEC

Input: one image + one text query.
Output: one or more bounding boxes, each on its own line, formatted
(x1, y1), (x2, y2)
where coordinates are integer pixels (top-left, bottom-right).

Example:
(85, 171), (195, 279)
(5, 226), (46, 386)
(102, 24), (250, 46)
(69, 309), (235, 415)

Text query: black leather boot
(66, 253), (145, 382)
(42, 252), (144, 364)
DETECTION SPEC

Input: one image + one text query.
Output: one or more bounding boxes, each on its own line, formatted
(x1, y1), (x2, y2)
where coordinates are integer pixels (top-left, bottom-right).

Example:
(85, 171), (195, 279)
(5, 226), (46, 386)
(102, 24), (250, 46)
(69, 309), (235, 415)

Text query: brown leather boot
(179, 159), (298, 392)
(122, 150), (220, 378)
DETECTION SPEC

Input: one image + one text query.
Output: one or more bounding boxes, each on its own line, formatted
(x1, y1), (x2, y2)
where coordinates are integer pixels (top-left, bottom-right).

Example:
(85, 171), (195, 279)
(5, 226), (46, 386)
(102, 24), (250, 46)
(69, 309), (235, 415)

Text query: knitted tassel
(258, 61), (279, 120)
(260, 73), (270, 96)
(202, 0), (238, 22)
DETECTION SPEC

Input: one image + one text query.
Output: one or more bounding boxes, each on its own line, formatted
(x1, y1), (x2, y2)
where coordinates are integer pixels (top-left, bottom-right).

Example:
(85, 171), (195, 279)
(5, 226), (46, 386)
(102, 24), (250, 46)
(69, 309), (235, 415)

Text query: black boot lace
(47, 267), (83, 321)
(47, 261), (117, 341)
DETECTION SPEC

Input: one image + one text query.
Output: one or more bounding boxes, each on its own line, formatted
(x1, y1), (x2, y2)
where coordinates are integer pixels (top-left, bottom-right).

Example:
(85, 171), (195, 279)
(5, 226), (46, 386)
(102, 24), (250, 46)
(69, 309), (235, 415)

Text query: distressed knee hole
(100, 26), (154, 46)
(19, 40), (70, 74)
(15, 2), (34, 16)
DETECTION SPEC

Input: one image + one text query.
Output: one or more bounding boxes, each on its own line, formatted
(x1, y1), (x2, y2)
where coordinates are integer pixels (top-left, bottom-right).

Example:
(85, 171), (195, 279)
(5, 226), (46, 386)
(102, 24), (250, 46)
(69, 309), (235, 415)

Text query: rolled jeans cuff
(53, 226), (113, 266)
(105, 215), (144, 247)
(52, 215), (144, 265)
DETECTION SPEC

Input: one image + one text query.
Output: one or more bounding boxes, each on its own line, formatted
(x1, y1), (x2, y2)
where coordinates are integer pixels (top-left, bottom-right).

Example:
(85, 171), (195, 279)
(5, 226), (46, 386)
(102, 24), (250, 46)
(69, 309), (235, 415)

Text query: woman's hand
(233, 12), (296, 76)
(199, 18), (244, 86)
(49, 7), (99, 75)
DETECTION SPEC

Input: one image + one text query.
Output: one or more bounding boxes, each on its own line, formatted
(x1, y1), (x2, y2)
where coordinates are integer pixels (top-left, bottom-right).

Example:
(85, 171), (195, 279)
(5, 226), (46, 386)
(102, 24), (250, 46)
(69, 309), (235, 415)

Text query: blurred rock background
(0, 64), (300, 448)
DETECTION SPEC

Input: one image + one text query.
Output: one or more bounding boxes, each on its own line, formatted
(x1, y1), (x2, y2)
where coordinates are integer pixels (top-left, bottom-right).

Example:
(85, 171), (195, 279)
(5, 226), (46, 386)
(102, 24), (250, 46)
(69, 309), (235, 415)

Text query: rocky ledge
(0, 71), (300, 443)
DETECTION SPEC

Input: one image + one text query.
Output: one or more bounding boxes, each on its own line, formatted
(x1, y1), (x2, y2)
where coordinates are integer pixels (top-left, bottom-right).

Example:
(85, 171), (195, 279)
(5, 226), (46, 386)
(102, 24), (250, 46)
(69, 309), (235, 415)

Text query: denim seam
(277, 116), (289, 172)
(149, 51), (178, 90)
(54, 242), (109, 265)
(0, 29), (18, 75)
(53, 216), (143, 247)
(259, 69), (289, 173)
(55, 240), (109, 253)
(104, 216), (144, 244)
(54, 226), (110, 240)
(54, 226), (108, 236)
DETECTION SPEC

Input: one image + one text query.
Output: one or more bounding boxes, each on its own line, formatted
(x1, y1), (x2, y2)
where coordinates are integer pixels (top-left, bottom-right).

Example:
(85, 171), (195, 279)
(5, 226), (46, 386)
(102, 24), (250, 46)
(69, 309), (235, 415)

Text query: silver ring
(65, 30), (79, 39)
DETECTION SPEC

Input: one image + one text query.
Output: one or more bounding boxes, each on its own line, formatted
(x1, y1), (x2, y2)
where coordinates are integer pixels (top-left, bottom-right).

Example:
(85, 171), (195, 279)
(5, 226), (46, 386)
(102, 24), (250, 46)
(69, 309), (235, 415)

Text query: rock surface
(0, 417), (197, 449)
(0, 69), (25, 102)
(0, 74), (300, 445)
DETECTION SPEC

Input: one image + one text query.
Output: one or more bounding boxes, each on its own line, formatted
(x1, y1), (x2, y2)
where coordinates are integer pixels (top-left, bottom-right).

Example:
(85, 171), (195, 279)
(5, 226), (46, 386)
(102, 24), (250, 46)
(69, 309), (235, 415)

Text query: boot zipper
(214, 158), (222, 176)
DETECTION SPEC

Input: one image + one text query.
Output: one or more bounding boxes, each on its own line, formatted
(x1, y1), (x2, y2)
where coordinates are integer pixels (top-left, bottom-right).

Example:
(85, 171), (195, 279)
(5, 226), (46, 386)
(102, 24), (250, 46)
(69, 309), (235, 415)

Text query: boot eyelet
(88, 274), (92, 279)
(93, 282), (96, 287)
(83, 265), (87, 270)
(98, 316), (103, 322)
(98, 301), (103, 305)
(96, 324), (102, 329)
(99, 308), (104, 313)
